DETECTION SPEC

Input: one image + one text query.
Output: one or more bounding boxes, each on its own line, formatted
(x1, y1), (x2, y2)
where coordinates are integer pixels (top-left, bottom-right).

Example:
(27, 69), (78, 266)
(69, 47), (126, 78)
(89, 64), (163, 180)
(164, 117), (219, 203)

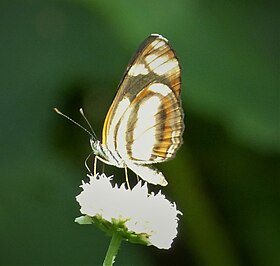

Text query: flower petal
(76, 173), (182, 249)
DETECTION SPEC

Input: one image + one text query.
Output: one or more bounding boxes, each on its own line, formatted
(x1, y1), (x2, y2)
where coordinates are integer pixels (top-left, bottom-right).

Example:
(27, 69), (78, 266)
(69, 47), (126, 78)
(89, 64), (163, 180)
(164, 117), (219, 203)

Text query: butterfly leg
(94, 156), (98, 175)
(102, 161), (105, 173)
(94, 155), (108, 175)
(124, 165), (131, 190)
(84, 151), (94, 175)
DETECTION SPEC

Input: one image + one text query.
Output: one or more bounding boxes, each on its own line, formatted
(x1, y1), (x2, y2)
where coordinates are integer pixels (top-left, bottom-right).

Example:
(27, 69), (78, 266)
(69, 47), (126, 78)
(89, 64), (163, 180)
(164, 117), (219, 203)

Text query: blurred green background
(0, 1), (279, 265)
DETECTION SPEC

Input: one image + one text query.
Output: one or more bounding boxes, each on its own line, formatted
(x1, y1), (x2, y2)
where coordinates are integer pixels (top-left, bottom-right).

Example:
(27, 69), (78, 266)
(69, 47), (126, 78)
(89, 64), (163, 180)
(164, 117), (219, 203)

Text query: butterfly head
(90, 138), (102, 156)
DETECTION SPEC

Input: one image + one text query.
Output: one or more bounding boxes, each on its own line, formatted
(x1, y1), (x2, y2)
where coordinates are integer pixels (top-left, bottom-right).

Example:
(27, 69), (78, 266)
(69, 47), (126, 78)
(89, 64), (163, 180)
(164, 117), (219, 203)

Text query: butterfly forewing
(100, 34), (184, 185)
(102, 34), (182, 151)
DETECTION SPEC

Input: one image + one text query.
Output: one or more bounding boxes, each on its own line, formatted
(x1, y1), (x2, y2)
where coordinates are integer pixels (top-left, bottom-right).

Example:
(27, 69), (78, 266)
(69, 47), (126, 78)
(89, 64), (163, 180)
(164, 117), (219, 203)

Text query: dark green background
(0, 1), (279, 265)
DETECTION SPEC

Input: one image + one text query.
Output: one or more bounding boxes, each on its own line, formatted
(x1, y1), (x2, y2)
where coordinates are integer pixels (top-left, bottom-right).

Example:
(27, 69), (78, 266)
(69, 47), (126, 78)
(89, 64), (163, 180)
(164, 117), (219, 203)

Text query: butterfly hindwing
(116, 83), (184, 164)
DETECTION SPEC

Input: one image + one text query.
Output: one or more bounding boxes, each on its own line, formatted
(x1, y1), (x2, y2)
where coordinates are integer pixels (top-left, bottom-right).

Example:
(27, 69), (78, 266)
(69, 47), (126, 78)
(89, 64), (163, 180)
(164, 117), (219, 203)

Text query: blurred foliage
(0, 1), (279, 266)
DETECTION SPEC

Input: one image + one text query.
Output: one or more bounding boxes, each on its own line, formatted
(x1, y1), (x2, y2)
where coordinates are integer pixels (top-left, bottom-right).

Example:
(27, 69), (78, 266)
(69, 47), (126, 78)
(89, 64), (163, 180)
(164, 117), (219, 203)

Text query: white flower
(75, 173), (182, 249)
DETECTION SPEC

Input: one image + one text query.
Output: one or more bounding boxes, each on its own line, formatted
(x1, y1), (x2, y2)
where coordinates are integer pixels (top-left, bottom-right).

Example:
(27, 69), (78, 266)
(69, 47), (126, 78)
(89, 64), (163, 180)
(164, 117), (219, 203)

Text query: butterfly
(55, 34), (184, 186)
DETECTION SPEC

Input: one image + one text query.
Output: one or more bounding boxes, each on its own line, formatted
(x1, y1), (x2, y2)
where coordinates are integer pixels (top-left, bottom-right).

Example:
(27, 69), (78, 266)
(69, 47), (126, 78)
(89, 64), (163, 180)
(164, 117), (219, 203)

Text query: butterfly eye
(90, 138), (95, 148)
(90, 139), (100, 154)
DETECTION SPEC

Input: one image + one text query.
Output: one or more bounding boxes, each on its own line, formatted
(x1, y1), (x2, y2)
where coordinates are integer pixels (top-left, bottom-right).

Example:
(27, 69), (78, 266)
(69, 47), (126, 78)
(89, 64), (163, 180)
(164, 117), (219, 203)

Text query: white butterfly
(56, 34), (184, 186)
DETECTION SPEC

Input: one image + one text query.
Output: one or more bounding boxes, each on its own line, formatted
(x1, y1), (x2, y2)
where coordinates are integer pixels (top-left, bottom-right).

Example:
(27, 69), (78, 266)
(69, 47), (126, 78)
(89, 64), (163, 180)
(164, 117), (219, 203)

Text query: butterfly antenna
(54, 108), (95, 140)
(79, 108), (98, 140)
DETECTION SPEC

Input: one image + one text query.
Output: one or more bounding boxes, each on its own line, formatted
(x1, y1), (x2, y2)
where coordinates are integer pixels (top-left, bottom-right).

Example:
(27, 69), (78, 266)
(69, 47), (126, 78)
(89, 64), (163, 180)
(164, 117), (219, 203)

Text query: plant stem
(103, 232), (122, 266)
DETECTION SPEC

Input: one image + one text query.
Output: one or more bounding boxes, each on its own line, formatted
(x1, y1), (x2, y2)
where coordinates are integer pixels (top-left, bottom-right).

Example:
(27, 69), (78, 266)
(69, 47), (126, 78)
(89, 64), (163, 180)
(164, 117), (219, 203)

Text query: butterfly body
(92, 34), (185, 186)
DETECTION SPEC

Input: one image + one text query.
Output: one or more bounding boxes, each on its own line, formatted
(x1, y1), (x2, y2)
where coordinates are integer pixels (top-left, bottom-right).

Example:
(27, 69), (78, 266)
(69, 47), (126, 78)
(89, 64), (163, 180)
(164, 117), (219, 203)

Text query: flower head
(75, 173), (182, 249)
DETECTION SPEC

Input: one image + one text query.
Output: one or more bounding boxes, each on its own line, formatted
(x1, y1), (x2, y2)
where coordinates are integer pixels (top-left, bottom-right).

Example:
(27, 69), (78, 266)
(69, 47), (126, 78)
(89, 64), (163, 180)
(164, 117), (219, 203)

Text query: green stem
(103, 232), (122, 266)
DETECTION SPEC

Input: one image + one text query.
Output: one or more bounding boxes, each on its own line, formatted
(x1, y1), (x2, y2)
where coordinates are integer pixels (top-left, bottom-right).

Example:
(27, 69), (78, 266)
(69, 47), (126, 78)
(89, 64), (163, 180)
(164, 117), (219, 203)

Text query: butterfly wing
(101, 34), (184, 185)
(114, 82), (184, 186)
(102, 34), (183, 151)
(116, 83), (184, 164)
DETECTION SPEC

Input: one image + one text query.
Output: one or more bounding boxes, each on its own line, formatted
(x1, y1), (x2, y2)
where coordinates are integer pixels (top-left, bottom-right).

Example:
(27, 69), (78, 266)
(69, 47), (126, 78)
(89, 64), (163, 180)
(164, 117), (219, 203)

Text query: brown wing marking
(115, 83), (184, 164)
(102, 34), (181, 150)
